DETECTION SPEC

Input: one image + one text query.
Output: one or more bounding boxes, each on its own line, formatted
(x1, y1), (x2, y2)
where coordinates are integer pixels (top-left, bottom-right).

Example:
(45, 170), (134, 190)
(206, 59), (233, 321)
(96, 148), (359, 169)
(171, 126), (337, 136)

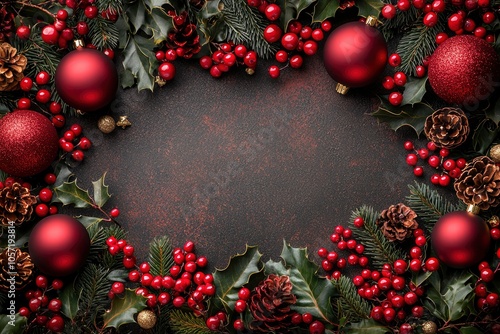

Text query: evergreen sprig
(87, 16), (121, 49)
(334, 275), (371, 322)
(152, 305), (173, 334)
(169, 309), (213, 334)
(350, 206), (406, 268)
(380, 6), (421, 41)
(148, 236), (174, 277)
(406, 182), (466, 233)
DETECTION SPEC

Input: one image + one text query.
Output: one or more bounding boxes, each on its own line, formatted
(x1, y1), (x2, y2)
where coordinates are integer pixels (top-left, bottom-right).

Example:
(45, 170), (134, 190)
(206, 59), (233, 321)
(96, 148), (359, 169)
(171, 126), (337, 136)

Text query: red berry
(36, 71), (50, 85)
(448, 13), (464, 31)
(281, 33), (299, 50)
(425, 257), (440, 271)
(71, 150), (84, 162)
(382, 76), (395, 90)
(41, 25), (59, 45)
(388, 53), (401, 67)
(483, 12), (496, 24)
(311, 28), (324, 41)
(84, 5), (99, 18)
(244, 51), (258, 68)
(303, 40), (318, 56)
(309, 320), (325, 334)
(289, 54), (303, 69)
(263, 24), (282, 43)
(300, 26), (313, 39)
(491, 227), (500, 240)
(388, 91), (403, 106)
(158, 62), (176, 81)
(321, 20), (332, 32)
(111, 282), (124, 294)
(415, 65), (426, 77)
(404, 141), (414, 151)
(381, 4), (397, 19)
(406, 153), (418, 166)
(439, 174), (450, 187)
(264, 4), (281, 21)
(353, 217), (364, 228)
(413, 166), (424, 177)
(16, 25), (31, 39)
(36, 89), (51, 104)
(423, 12), (438, 27)
(428, 155), (441, 168)
(418, 148), (429, 159)
(480, 268), (494, 282)
(268, 65), (280, 78)
(234, 299), (247, 313)
(36, 203), (49, 217)
(206, 316), (220, 330)
(46, 315), (64, 332)
(397, 0), (411, 10)
(302, 312), (313, 324)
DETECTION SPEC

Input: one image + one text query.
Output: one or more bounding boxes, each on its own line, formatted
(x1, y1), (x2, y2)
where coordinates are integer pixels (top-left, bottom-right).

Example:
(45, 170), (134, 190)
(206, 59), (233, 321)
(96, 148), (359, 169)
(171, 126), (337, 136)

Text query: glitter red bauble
(323, 21), (388, 88)
(0, 110), (59, 177)
(55, 48), (118, 112)
(29, 214), (90, 277)
(428, 35), (500, 106)
(431, 211), (490, 269)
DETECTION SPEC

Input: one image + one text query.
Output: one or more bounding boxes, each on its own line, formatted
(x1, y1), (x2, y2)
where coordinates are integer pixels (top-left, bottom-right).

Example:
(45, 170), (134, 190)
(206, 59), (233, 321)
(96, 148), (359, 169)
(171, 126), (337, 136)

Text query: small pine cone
(0, 42), (27, 91)
(0, 7), (15, 43)
(454, 156), (500, 210)
(166, 11), (201, 59)
(249, 274), (297, 333)
(0, 182), (37, 227)
(424, 107), (470, 149)
(0, 248), (34, 292)
(376, 203), (418, 241)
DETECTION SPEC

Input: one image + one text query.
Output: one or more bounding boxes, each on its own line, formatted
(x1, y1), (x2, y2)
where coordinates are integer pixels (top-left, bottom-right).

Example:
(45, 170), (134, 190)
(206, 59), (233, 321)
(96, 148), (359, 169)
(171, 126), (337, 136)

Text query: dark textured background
(72, 54), (420, 270)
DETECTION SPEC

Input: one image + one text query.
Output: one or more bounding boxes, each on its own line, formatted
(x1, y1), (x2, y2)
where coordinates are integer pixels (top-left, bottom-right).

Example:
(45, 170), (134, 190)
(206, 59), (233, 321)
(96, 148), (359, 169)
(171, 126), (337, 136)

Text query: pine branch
(96, 0), (124, 14)
(350, 206), (406, 268)
(148, 236), (174, 277)
(380, 6), (421, 41)
(169, 309), (213, 334)
(406, 182), (466, 233)
(87, 16), (120, 49)
(17, 33), (61, 79)
(334, 276), (371, 322)
(219, 0), (276, 59)
(152, 305), (173, 334)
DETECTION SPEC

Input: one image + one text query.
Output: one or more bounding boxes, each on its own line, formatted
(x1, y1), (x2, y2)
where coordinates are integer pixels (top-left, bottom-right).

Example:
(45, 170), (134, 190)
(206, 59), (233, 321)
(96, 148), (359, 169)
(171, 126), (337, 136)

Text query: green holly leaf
(485, 94), (500, 125)
(371, 97), (434, 136)
(60, 284), (81, 320)
(276, 0), (318, 31)
(342, 319), (390, 333)
(146, 8), (173, 45)
(401, 77), (428, 106)
(92, 173), (111, 208)
(280, 241), (336, 325)
(125, 0), (148, 34)
(53, 164), (72, 187)
(355, 0), (383, 18)
(0, 314), (26, 334)
(77, 216), (103, 229)
(472, 118), (500, 155)
(460, 327), (485, 334)
(107, 269), (130, 282)
(103, 289), (147, 328)
(313, 0), (340, 22)
(122, 34), (157, 91)
(211, 245), (263, 312)
(54, 178), (93, 208)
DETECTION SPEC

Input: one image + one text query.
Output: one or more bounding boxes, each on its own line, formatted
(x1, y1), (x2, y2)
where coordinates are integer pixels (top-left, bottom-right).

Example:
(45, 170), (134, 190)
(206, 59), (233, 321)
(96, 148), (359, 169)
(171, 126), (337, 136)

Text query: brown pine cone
(0, 182), (37, 227)
(376, 203), (418, 241)
(0, 248), (34, 292)
(0, 6), (15, 42)
(424, 107), (470, 149)
(454, 156), (500, 210)
(166, 11), (201, 59)
(249, 274), (297, 333)
(0, 42), (27, 91)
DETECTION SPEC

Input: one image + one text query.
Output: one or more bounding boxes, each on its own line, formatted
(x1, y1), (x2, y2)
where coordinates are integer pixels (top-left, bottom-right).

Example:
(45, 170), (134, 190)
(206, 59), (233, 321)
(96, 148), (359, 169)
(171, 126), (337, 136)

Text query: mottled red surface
(74, 55), (416, 269)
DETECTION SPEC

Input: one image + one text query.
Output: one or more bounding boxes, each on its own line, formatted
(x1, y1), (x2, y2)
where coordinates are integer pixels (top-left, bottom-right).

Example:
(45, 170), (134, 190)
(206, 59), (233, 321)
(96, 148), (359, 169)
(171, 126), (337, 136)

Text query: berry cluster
(475, 256), (500, 311)
(18, 275), (65, 333)
(198, 43), (259, 78)
(58, 123), (92, 163)
(263, 19), (331, 78)
(403, 141), (466, 187)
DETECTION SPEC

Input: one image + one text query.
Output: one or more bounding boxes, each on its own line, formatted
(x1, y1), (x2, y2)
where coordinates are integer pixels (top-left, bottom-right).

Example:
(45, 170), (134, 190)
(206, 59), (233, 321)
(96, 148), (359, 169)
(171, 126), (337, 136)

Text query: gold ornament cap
(489, 144), (500, 163)
(365, 16), (379, 27)
(97, 115), (116, 134)
(73, 39), (84, 49)
(466, 204), (480, 215)
(137, 309), (157, 329)
(335, 83), (349, 95)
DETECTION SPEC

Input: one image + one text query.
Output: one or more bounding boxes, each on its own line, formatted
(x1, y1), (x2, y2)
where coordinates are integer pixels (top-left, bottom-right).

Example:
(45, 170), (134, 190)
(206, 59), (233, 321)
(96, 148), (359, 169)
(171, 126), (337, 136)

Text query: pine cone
(249, 274), (297, 333)
(0, 183), (37, 227)
(166, 12), (201, 59)
(0, 7), (15, 42)
(376, 203), (418, 241)
(424, 107), (470, 149)
(454, 156), (500, 210)
(0, 42), (27, 91)
(0, 248), (34, 292)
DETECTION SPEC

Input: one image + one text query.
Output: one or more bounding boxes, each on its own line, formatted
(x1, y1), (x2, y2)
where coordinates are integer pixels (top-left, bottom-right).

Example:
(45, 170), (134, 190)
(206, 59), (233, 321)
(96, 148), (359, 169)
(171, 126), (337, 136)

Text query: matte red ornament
(431, 210), (490, 268)
(428, 35), (500, 106)
(55, 47), (118, 112)
(29, 214), (90, 276)
(0, 110), (59, 177)
(323, 17), (387, 94)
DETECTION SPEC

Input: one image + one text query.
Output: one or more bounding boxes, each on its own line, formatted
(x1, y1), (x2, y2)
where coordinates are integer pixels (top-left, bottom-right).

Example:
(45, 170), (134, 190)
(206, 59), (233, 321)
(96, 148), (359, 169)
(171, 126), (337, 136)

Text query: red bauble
(0, 110), (59, 177)
(323, 20), (387, 91)
(431, 211), (490, 268)
(29, 214), (90, 276)
(55, 48), (118, 112)
(428, 35), (500, 106)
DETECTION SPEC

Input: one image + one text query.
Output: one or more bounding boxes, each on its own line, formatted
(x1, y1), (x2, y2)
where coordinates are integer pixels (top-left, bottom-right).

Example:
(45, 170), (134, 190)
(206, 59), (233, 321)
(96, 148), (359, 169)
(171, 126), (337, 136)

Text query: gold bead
(137, 309), (157, 330)
(489, 144), (500, 163)
(97, 115), (116, 134)
(421, 320), (438, 334)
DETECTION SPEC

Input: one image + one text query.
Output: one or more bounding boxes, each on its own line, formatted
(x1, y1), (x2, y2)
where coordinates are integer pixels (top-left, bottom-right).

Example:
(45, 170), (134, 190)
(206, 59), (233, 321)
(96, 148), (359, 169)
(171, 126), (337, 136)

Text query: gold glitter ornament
(97, 115), (115, 134)
(137, 309), (157, 329)
(489, 144), (500, 163)
(116, 116), (131, 129)
(421, 320), (438, 334)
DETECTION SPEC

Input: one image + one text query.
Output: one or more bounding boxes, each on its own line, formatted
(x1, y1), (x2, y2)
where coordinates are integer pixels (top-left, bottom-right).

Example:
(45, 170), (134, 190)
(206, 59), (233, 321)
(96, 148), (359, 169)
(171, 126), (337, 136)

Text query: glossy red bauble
(431, 211), (490, 268)
(323, 21), (387, 89)
(55, 48), (118, 112)
(428, 35), (500, 106)
(29, 214), (90, 276)
(0, 110), (59, 177)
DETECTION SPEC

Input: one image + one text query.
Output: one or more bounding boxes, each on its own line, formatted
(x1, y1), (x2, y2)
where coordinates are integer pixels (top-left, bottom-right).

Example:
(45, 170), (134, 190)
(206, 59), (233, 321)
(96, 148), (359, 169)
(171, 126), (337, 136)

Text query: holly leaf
(355, 0), (383, 18)
(122, 34), (156, 91)
(53, 163), (72, 187)
(77, 216), (103, 229)
(280, 241), (336, 325)
(146, 8), (173, 45)
(264, 258), (289, 276)
(276, 0), (318, 31)
(92, 173), (111, 208)
(0, 314), (26, 334)
(54, 179), (93, 208)
(401, 77), (428, 106)
(60, 284), (81, 320)
(313, 0), (341, 22)
(103, 289), (147, 328)
(460, 327), (485, 334)
(472, 118), (500, 155)
(485, 94), (500, 125)
(125, 0), (148, 34)
(371, 97), (434, 136)
(107, 269), (130, 283)
(211, 245), (263, 312)
(342, 319), (390, 333)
